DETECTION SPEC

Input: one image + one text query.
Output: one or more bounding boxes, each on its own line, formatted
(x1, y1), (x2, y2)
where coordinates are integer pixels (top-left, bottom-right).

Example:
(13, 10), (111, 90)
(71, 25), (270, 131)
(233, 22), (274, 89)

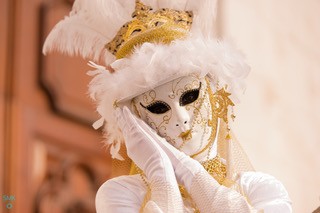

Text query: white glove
(115, 106), (183, 212)
(115, 106), (173, 180)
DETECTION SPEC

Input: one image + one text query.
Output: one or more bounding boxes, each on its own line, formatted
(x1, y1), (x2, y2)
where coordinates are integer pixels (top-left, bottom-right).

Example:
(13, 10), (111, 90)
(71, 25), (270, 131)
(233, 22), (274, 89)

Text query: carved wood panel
(0, 0), (9, 210)
(1, 0), (112, 212)
(39, 0), (98, 125)
(32, 138), (110, 213)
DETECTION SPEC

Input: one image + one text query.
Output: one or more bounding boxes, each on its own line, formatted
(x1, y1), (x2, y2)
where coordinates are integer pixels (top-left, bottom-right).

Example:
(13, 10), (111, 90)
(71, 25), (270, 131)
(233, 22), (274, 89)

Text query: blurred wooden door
(1, 0), (112, 212)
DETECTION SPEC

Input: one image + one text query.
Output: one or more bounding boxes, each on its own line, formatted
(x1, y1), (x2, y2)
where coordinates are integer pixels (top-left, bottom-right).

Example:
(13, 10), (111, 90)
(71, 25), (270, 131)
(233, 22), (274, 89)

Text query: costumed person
(43, 0), (292, 212)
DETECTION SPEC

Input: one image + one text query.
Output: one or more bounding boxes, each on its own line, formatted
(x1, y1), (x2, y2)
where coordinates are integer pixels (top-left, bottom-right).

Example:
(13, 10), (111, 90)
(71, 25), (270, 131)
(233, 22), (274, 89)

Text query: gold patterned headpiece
(105, 0), (193, 59)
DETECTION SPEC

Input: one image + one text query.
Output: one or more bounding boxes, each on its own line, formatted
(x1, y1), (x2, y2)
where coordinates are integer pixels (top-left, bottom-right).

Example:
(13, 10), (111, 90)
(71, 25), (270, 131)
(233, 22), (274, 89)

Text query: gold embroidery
(191, 78), (235, 158)
(190, 78), (218, 158)
(212, 88), (235, 123)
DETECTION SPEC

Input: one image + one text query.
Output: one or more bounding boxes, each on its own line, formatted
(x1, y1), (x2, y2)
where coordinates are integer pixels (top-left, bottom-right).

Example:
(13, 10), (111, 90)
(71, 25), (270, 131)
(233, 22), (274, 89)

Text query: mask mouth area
(179, 129), (192, 141)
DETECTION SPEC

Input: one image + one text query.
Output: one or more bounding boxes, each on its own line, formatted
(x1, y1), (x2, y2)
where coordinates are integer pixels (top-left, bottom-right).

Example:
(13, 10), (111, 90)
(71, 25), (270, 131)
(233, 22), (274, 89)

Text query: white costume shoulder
(238, 172), (292, 213)
(96, 174), (146, 213)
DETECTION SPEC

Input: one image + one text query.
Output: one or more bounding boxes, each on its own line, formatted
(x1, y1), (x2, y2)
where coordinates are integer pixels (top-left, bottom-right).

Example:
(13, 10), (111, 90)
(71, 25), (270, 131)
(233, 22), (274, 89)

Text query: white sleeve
(188, 170), (293, 213)
(189, 170), (257, 213)
(95, 175), (146, 213)
(238, 172), (292, 213)
(96, 174), (184, 213)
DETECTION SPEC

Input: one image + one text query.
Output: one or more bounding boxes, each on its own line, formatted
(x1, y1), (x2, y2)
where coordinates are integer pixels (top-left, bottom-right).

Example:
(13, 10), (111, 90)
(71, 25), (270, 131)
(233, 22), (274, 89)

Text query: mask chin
(132, 75), (219, 160)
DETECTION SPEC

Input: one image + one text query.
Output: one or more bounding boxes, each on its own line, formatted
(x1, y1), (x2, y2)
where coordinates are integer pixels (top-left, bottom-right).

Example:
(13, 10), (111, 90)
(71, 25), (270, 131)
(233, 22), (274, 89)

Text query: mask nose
(176, 120), (189, 131)
(172, 105), (191, 132)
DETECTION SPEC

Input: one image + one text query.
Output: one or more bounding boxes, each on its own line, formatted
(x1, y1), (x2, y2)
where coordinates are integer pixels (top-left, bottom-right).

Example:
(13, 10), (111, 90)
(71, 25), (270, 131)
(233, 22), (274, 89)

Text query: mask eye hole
(179, 82), (201, 106)
(140, 101), (171, 114)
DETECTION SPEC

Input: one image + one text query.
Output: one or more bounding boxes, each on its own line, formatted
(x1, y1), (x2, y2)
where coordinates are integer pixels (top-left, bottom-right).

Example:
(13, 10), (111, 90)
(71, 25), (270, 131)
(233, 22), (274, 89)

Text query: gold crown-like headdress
(105, 0), (193, 59)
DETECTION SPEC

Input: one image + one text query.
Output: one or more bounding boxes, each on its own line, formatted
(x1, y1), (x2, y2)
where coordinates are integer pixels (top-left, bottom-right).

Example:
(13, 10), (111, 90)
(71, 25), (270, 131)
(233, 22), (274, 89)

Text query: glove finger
(115, 106), (147, 145)
(121, 107), (176, 179)
(115, 107), (127, 133)
(120, 106), (166, 159)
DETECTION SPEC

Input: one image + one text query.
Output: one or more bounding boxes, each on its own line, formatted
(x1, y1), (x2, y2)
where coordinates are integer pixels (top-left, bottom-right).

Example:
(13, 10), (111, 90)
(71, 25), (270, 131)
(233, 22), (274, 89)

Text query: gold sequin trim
(200, 154), (227, 185)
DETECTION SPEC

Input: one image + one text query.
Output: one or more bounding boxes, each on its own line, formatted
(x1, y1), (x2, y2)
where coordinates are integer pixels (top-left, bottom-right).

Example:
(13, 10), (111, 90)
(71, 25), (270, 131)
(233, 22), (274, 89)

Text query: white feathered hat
(43, 0), (250, 160)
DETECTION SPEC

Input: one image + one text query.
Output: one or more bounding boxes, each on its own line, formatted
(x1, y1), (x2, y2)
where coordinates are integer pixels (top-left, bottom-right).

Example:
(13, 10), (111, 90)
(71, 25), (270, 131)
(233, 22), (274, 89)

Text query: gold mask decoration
(105, 0), (193, 59)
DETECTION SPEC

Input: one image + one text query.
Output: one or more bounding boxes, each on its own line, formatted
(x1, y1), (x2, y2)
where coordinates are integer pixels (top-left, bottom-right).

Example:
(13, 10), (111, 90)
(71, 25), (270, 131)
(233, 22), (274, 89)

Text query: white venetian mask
(132, 75), (219, 160)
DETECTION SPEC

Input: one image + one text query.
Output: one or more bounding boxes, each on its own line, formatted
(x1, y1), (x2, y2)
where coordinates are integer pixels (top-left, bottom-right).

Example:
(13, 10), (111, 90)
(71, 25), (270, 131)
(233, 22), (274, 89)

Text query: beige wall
(220, 0), (320, 212)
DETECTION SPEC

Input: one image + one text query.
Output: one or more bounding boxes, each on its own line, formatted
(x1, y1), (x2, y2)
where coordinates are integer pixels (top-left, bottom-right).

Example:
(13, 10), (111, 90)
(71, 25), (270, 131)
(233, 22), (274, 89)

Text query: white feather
(92, 117), (104, 130)
(43, 16), (113, 64)
(43, 0), (135, 64)
(43, 0), (218, 65)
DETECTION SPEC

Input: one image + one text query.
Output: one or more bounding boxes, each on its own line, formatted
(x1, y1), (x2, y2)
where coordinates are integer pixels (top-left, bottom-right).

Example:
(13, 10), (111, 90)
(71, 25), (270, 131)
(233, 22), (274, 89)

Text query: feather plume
(43, 0), (135, 64)
(43, 0), (218, 65)
(43, 16), (113, 64)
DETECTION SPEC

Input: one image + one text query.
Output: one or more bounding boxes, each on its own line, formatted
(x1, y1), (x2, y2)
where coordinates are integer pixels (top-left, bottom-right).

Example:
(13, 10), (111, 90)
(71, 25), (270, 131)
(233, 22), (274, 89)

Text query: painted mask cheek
(132, 89), (158, 120)
(145, 109), (172, 132)
(133, 94), (174, 140)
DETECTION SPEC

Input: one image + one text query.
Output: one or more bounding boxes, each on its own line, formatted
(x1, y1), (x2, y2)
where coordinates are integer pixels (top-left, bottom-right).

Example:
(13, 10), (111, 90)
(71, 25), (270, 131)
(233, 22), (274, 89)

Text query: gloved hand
(116, 106), (208, 192)
(115, 106), (174, 181)
(115, 106), (184, 213)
